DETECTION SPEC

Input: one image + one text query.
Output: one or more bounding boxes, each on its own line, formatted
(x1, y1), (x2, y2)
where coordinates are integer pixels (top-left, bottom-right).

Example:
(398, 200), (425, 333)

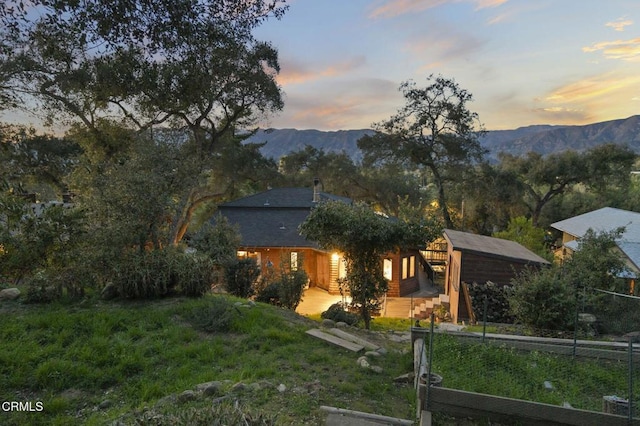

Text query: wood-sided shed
(442, 229), (550, 323)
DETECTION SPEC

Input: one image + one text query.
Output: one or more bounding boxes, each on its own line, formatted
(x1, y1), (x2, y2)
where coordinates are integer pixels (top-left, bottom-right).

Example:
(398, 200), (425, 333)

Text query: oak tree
(358, 75), (486, 228)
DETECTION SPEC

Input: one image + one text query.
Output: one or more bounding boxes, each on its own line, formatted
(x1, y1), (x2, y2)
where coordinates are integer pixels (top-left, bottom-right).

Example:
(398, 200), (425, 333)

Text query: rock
(563, 402), (573, 408)
(321, 319), (336, 328)
(195, 381), (222, 396)
(248, 300), (256, 307)
(98, 400), (112, 410)
(155, 394), (177, 406)
(277, 383), (287, 393)
(357, 356), (370, 368)
(335, 321), (349, 328)
(231, 382), (247, 392)
(0, 288), (20, 300)
(177, 390), (197, 403)
(370, 365), (384, 373)
(544, 381), (554, 390)
(365, 351), (381, 357)
(100, 283), (118, 300)
(376, 347), (388, 356)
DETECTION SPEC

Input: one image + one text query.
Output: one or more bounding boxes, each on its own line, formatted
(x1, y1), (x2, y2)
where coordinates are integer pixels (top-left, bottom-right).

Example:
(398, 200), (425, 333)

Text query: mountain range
(244, 115), (640, 162)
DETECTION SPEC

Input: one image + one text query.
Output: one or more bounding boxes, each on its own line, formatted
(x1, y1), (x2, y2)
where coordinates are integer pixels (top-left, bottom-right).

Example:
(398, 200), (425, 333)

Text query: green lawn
(0, 296), (416, 425)
(2, 296), (637, 425)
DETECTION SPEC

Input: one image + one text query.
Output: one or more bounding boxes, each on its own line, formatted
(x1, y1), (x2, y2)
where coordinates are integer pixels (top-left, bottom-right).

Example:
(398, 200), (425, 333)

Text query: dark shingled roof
(444, 228), (549, 265)
(217, 187), (351, 248)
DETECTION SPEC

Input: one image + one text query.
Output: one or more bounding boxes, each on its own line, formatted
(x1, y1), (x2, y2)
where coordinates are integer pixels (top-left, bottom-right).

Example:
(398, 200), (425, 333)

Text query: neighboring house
(215, 183), (421, 297)
(551, 207), (640, 287)
(442, 229), (550, 323)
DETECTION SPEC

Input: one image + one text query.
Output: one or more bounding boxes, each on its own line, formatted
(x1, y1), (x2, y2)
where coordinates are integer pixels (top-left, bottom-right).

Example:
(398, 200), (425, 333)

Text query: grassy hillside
(0, 296), (416, 425)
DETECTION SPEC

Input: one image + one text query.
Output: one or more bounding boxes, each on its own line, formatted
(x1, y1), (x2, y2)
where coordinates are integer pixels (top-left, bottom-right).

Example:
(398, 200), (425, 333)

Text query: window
(402, 257), (408, 280)
(401, 255), (416, 280)
(290, 251), (298, 271)
(409, 255), (415, 278)
(383, 258), (392, 281)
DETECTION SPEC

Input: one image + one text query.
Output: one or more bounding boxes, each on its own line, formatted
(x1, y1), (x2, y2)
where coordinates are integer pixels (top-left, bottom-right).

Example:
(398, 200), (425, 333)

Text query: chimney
(313, 177), (321, 203)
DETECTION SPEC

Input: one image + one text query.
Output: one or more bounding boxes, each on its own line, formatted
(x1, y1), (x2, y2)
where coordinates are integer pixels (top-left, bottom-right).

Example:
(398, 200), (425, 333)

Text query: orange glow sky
(253, 0), (640, 131)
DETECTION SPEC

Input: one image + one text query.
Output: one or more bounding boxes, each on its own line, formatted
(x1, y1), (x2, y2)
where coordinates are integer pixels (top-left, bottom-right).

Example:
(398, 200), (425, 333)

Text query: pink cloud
(583, 38), (640, 61)
(277, 56), (367, 86)
(368, 0), (507, 19)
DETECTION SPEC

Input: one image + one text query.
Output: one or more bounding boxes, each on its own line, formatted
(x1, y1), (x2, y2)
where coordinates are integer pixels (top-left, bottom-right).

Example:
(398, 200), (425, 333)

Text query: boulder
(195, 381), (222, 396)
(321, 318), (336, 328)
(0, 288), (20, 300)
(177, 390), (197, 403)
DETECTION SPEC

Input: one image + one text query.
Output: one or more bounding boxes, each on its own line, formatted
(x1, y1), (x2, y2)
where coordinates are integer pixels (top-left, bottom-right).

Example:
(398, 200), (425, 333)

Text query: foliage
(467, 281), (515, 324)
(0, 124), (82, 198)
(190, 215), (242, 289)
(255, 253), (308, 310)
(225, 258), (260, 298)
(509, 266), (575, 331)
(497, 144), (637, 227)
(0, 193), (85, 286)
(359, 75), (486, 228)
(321, 302), (360, 326)
(191, 215), (241, 265)
(493, 216), (551, 260)
(509, 228), (630, 332)
(112, 248), (215, 299)
(2, 0), (287, 245)
(184, 297), (239, 333)
(300, 200), (440, 329)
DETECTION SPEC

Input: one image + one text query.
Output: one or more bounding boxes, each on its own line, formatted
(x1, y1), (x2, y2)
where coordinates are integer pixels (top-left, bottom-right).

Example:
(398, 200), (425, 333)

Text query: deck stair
(411, 293), (450, 320)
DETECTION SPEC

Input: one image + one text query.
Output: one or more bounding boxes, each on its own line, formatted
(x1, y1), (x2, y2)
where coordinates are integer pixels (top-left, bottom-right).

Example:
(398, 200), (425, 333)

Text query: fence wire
(416, 295), (640, 424)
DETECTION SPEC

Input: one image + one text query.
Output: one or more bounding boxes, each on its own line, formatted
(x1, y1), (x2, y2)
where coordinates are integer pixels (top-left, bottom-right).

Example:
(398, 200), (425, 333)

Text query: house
(442, 229), (550, 323)
(215, 183), (422, 297)
(551, 207), (640, 288)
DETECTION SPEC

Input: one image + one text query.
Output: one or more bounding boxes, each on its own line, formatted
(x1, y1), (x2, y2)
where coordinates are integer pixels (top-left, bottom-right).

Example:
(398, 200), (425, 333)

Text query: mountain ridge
(244, 115), (640, 162)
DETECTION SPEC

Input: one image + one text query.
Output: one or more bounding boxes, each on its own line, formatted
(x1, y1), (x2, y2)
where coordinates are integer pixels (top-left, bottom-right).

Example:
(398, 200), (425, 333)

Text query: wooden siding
(460, 252), (537, 287)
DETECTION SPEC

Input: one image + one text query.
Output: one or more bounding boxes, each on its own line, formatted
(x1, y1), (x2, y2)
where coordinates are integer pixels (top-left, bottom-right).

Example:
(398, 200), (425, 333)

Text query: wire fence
(413, 296), (640, 425)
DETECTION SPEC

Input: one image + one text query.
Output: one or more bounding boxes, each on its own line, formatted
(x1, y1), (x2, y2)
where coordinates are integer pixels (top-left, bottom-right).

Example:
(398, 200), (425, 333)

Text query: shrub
(224, 258), (260, 298)
(255, 282), (280, 306)
(321, 302), (359, 326)
(23, 270), (61, 304)
(257, 269), (308, 310)
(112, 247), (214, 299)
(509, 267), (575, 331)
(185, 297), (237, 333)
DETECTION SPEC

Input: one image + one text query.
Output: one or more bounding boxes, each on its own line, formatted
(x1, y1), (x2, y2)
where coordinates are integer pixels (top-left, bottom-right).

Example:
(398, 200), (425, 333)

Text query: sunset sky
(253, 0), (640, 131)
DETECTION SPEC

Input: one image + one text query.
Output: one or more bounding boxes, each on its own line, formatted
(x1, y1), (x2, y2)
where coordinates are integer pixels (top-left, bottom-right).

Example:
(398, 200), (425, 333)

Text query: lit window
(290, 251), (298, 270)
(409, 256), (415, 278)
(383, 258), (392, 281)
(402, 257), (408, 280)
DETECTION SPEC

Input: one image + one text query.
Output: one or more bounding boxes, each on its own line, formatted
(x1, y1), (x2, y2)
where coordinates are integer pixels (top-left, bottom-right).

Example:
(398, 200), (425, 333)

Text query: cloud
(606, 17), (633, 32)
(530, 107), (591, 124)
(543, 74), (640, 103)
(276, 56), (367, 86)
(368, 0), (508, 19)
(406, 31), (485, 68)
(263, 78), (400, 130)
(582, 38), (640, 61)
(472, 0), (508, 10)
